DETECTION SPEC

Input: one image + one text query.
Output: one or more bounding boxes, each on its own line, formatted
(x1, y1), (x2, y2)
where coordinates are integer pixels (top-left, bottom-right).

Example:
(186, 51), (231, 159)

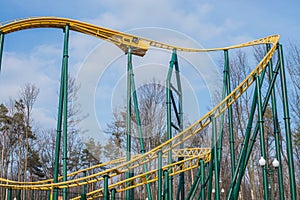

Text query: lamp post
(259, 157), (279, 199)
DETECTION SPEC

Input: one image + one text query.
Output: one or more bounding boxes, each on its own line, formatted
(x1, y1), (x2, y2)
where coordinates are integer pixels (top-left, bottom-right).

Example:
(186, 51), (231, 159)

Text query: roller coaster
(0, 17), (297, 200)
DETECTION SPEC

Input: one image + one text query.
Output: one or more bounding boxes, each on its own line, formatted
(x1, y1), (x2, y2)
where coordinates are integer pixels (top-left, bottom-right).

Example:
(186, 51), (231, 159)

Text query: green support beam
(227, 64), (268, 199)
(110, 188), (116, 200)
(157, 150), (163, 200)
(185, 165), (202, 200)
(174, 52), (184, 200)
(207, 150), (214, 200)
(166, 49), (184, 200)
(62, 24), (70, 200)
(53, 25), (69, 200)
(7, 188), (12, 200)
(212, 116), (220, 200)
(80, 171), (87, 200)
(126, 47), (152, 200)
(0, 33), (4, 72)
(104, 175), (109, 200)
(125, 48), (133, 200)
(166, 50), (175, 200)
(266, 43), (285, 200)
(200, 159), (205, 200)
(278, 44), (297, 200)
(256, 74), (269, 200)
(229, 58), (280, 199)
(185, 159), (206, 200)
(224, 50), (235, 176)
(163, 170), (169, 200)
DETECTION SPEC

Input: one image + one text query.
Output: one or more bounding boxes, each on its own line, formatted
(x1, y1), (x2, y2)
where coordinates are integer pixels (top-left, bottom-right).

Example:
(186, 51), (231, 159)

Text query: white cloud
(0, 45), (61, 129)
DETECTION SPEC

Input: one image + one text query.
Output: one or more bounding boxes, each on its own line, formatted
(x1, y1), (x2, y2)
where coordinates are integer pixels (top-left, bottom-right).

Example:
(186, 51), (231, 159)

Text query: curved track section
(0, 17), (280, 197)
(1, 17), (278, 56)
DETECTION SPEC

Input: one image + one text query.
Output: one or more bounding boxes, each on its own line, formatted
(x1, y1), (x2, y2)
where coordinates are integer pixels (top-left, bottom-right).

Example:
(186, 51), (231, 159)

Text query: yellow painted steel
(0, 17), (278, 56)
(0, 17), (280, 198)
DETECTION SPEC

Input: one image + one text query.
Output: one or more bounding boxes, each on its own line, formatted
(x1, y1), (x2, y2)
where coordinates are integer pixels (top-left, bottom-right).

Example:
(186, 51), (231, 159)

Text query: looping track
(0, 17), (280, 199)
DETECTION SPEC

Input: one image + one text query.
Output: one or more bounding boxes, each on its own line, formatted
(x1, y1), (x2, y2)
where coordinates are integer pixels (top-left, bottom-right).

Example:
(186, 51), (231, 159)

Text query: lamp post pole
(259, 157), (279, 200)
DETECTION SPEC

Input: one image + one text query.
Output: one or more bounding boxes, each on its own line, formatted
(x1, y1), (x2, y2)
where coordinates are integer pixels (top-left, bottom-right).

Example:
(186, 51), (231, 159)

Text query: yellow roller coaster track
(0, 17), (279, 198)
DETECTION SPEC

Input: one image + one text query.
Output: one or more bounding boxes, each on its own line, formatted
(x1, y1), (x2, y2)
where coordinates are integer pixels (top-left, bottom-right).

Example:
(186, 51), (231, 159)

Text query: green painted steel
(185, 165), (202, 200)
(224, 50), (235, 176)
(278, 44), (297, 200)
(126, 47), (152, 200)
(266, 44), (285, 200)
(230, 59), (281, 200)
(207, 150), (214, 200)
(80, 171), (87, 200)
(200, 160), (205, 200)
(165, 49), (184, 200)
(16, 190), (20, 200)
(110, 188), (116, 200)
(227, 65), (268, 199)
(216, 50), (232, 187)
(157, 150), (163, 200)
(212, 116), (220, 200)
(7, 188), (12, 200)
(62, 24), (70, 200)
(163, 170), (169, 200)
(53, 25), (70, 200)
(104, 175), (109, 200)
(256, 74), (269, 200)
(0, 33), (4, 72)
(166, 50), (176, 200)
(48, 190), (51, 200)
(175, 51), (184, 200)
(125, 48), (133, 200)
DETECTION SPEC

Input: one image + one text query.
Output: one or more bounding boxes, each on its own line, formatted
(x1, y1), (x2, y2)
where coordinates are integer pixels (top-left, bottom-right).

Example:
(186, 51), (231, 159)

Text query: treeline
(0, 79), (102, 199)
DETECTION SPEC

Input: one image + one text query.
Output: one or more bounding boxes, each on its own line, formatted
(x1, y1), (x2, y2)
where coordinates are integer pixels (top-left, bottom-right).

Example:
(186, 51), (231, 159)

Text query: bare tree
(19, 83), (40, 184)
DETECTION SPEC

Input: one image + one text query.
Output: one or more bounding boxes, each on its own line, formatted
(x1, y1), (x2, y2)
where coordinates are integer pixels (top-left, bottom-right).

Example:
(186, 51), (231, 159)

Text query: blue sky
(0, 0), (299, 144)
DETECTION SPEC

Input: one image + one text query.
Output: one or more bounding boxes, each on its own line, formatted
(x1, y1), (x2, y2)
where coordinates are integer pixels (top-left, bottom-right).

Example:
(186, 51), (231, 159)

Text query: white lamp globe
(259, 157), (266, 166)
(272, 158), (279, 168)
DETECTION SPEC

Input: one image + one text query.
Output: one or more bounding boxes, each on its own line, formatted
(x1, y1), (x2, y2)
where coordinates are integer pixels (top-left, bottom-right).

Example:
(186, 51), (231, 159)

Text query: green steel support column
(278, 44), (297, 200)
(0, 33), (4, 72)
(163, 170), (169, 200)
(110, 189), (116, 200)
(215, 50), (230, 190)
(62, 24), (70, 200)
(157, 150), (163, 200)
(200, 159), (205, 200)
(266, 44), (285, 200)
(48, 190), (51, 200)
(227, 66), (268, 199)
(80, 171), (87, 200)
(216, 50), (233, 186)
(129, 50), (152, 200)
(126, 48), (133, 200)
(224, 50), (235, 175)
(256, 74), (269, 200)
(212, 116), (220, 200)
(185, 164), (202, 200)
(174, 52), (184, 200)
(230, 59), (281, 200)
(207, 151), (214, 200)
(17, 190), (20, 200)
(166, 50), (177, 200)
(53, 25), (69, 200)
(7, 188), (12, 200)
(104, 175), (109, 200)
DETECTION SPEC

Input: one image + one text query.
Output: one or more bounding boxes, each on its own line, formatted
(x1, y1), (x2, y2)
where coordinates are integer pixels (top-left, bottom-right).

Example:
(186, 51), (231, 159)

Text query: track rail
(0, 17), (278, 56)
